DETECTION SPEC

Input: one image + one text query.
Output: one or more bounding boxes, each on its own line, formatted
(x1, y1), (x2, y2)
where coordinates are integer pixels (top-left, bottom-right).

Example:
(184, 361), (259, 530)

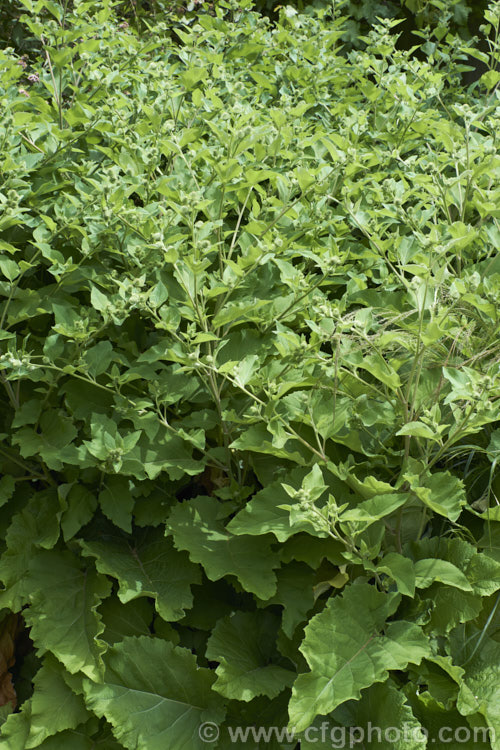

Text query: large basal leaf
(83, 636), (225, 750)
(466, 552), (500, 596)
(23, 551), (111, 680)
(334, 679), (426, 749)
(0, 655), (89, 749)
(166, 495), (279, 599)
(99, 596), (154, 645)
(457, 640), (500, 750)
(427, 588), (483, 635)
(257, 561), (316, 638)
(98, 475), (135, 533)
(206, 611), (295, 701)
(300, 678), (426, 749)
(80, 527), (201, 622)
(216, 692), (295, 750)
(289, 584), (430, 732)
(0, 490), (64, 612)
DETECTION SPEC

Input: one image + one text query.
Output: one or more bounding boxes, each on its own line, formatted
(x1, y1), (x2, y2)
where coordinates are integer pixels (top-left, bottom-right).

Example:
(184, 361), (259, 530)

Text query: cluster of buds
(27, 72), (40, 84)
(0, 351), (36, 372)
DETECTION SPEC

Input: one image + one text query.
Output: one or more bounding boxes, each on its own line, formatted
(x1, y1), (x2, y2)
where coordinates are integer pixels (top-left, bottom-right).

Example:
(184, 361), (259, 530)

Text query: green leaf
(206, 611), (294, 701)
(280, 534), (345, 568)
(0, 476), (15, 508)
(83, 636), (225, 750)
(60, 485), (97, 542)
(233, 354), (259, 387)
(229, 424), (307, 465)
(458, 640), (500, 748)
(306, 679), (427, 750)
(289, 584), (430, 731)
(11, 399), (42, 428)
(414, 558), (473, 591)
(80, 528), (201, 622)
(166, 495), (279, 599)
(180, 67), (207, 90)
(83, 341), (113, 377)
(90, 285), (111, 314)
(99, 596), (154, 645)
(481, 69), (500, 89)
(99, 476), (135, 533)
(396, 422), (439, 440)
(467, 552), (500, 596)
(24, 551), (111, 680)
(13, 411), (78, 471)
(341, 493), (409, 525)
(258, 561), (316, 638)
(0, 656), (89, 749)
(366, 552), (416, 597)
(228, 469), (325, 542)
(405, 471), (466, 522)
(428, 588), (483, 634)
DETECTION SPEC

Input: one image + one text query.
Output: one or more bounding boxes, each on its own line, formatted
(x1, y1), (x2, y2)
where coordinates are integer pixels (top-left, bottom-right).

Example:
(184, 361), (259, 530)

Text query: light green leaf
(396, 422), (438, 440)
(340, 493), (409, 525)
(428, 588), (483, 634)
(83, 341), (113, 377)
(228, 469), (327, 542)
(458, 640), (500, 750)
(481, 69), (500, 89)
(405, 471), (466, 522)
(466, 553), (500, 596)
(366, 552), (416, 597)
(233, 354), (259, 387)
(229, 424), (307, 465)
(414, 558), (473, 591)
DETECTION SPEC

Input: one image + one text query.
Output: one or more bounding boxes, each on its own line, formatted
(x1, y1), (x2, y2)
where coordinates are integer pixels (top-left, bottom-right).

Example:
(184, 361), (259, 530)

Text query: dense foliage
(1, 0), (500, 747)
